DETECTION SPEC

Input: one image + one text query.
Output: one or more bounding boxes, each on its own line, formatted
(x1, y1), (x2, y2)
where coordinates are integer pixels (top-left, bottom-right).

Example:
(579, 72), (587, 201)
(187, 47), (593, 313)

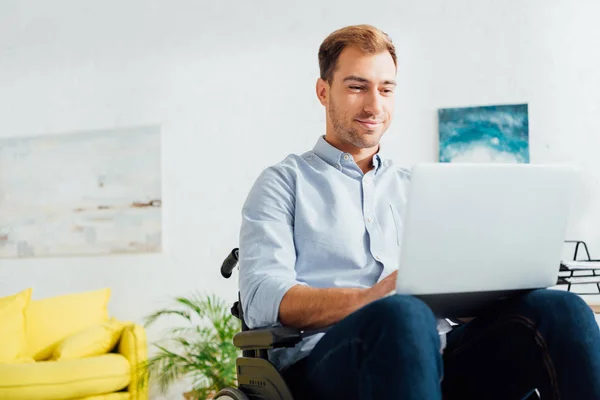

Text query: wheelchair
(213, 248), (300, 400)
(213, 248), (541, 400)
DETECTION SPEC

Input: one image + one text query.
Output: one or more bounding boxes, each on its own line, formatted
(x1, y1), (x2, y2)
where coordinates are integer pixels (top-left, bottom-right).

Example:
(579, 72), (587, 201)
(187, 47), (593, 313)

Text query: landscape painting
(0, 125), (162, 258)
(438, 104), (529, 163)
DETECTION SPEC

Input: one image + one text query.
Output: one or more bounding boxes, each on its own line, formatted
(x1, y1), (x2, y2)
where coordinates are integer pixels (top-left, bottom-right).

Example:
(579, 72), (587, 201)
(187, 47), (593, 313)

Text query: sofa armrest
(117, 323), (148, 400)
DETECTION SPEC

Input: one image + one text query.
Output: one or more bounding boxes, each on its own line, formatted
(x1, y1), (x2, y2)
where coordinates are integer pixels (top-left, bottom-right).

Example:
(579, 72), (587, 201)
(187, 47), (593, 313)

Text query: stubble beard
(328, 97), (382, 149)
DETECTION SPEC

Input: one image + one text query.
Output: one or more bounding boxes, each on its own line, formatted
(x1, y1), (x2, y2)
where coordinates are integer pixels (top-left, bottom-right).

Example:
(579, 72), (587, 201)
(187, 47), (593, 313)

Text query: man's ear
(316, 78), (329, 107)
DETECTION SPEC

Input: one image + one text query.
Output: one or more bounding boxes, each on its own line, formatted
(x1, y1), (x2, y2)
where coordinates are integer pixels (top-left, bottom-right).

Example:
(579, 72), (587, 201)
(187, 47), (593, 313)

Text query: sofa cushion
(24, 288), (111, 360)
(0, 353), (130, 400)
(0, 288), (32, 363)
(52, 318), (126, 360)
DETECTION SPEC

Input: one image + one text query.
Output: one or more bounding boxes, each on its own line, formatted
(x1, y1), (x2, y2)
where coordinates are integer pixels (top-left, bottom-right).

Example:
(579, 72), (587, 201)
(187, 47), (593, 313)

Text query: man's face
(318, 46), (397, 151)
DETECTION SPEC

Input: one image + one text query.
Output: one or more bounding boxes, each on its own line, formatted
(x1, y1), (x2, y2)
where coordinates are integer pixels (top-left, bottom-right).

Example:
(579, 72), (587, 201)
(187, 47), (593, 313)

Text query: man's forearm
(278, 282), (390, 330)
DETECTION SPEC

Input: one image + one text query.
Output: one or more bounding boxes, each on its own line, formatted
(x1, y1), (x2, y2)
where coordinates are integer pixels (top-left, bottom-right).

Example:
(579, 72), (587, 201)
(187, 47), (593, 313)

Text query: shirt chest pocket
(294, 206), (369, 266)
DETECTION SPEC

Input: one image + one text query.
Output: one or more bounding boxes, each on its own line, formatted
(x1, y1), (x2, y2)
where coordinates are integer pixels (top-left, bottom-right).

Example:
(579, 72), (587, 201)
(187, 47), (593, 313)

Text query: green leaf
(143, 309), (191, 327)
(175, 296), (205, 318)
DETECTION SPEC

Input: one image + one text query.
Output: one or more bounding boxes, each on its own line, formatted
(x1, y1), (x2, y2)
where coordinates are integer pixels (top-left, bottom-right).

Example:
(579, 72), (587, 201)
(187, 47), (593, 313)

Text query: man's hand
(365, 270), (398, 302)
(370, 273), (477, 324)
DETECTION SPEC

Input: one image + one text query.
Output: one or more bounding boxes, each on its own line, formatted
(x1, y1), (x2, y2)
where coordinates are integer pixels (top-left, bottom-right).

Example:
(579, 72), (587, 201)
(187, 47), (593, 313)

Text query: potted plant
(139, 292), (241, 399)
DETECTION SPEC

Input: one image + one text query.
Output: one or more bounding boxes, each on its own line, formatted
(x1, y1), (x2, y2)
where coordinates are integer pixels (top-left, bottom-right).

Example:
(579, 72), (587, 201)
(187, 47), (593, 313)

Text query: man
(238, 24), (600, 399)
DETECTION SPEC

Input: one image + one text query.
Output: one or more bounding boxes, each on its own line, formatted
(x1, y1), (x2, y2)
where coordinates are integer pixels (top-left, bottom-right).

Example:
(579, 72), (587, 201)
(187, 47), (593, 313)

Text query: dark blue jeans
(281, 290), (600, 399)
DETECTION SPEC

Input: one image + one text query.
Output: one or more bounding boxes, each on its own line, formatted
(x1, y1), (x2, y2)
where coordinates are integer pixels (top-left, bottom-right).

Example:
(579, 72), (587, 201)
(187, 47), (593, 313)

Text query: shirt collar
(312, 135), (383, 174)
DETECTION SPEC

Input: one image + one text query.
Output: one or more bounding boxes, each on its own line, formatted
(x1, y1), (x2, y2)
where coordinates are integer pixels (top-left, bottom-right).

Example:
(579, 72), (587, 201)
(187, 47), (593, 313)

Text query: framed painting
(438, 104), (529, 163)
(0, 125), (162, 258)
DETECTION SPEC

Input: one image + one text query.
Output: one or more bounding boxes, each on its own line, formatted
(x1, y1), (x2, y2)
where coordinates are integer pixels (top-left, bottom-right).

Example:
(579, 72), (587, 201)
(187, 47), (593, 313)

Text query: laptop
(395, 162), (578, 318)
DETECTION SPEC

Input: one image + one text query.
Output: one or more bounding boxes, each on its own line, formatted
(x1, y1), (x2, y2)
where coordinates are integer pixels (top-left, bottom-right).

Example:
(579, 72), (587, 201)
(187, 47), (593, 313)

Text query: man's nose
(363, 90), (384, 116)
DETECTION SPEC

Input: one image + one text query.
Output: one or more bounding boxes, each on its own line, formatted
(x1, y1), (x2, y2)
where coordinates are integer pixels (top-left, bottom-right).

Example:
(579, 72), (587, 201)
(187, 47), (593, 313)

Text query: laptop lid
(395, 163), (577, 298)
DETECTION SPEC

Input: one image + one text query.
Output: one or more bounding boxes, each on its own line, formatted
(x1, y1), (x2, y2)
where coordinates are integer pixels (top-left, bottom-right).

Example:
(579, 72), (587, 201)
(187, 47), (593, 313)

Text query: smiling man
(321, 46), (396, 157)
(238, 24), (600, 399)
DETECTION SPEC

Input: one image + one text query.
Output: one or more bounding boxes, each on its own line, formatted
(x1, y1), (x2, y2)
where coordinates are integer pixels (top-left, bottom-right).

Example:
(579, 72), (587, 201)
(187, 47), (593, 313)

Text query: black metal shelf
(556, 240), (600, 295)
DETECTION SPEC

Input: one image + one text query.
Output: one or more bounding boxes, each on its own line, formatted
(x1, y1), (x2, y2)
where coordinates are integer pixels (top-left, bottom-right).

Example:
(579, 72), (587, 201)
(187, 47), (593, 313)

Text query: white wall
(1, 0), (599, 397)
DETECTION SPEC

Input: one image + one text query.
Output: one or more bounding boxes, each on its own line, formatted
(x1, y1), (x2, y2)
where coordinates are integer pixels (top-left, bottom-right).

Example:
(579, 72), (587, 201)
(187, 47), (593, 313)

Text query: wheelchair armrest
(233, 326), (302, 351)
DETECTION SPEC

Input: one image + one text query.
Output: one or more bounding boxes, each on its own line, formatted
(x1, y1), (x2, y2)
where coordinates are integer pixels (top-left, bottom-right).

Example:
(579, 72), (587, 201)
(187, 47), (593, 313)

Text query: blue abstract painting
(438, 104), (529, 163)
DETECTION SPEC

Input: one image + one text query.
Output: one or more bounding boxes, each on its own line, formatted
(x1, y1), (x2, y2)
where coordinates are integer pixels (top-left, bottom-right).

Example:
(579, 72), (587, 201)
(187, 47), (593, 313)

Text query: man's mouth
(355, 119), (382, 129)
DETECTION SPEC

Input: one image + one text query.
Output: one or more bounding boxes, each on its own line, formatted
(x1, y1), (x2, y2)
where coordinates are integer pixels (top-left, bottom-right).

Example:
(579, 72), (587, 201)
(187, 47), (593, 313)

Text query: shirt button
(336, 164), (341, 169)
(343, 154), (350, 161)
(367, 217), (373, 223)
(375, 255), (381, 261)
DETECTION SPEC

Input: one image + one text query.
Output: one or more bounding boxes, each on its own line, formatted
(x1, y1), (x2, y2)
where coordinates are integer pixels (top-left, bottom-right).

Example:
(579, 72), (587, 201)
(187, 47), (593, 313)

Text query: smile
(356, 120), (382, 129)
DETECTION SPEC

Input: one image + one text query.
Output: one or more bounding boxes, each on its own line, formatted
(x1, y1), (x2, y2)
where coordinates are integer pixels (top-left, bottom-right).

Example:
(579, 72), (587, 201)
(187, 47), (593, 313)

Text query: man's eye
(349, 86), (364, 91)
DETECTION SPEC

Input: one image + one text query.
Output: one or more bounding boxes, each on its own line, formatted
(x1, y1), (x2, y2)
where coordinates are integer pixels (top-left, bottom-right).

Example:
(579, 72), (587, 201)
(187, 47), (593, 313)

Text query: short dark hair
(318, 24), (397, 84)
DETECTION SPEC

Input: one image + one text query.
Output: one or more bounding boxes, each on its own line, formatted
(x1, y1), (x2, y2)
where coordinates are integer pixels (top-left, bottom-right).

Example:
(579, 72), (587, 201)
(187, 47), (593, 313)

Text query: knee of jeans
(365, 294), (438, 334)
(523, 289), (593, 325)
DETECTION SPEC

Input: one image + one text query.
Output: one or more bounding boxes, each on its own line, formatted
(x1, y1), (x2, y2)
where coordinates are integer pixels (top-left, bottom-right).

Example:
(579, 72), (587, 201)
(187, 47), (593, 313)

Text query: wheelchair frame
(217, 248), (301, 400)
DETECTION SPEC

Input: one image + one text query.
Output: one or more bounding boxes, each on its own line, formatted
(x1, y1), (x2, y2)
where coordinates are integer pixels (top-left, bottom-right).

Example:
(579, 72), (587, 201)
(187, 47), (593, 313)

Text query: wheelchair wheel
(213, 387), (249, 400)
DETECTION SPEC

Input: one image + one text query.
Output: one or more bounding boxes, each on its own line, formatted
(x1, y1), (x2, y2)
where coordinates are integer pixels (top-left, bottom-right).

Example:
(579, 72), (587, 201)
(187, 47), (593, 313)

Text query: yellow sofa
(0, 288), (148, 400)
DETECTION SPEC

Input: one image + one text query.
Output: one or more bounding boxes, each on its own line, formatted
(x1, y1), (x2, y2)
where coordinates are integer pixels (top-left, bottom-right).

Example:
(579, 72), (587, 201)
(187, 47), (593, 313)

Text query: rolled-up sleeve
(239, 165), (304, 329)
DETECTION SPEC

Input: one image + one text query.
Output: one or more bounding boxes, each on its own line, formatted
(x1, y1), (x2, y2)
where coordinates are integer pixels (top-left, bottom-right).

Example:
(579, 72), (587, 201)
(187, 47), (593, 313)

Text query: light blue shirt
(239, 136), (446, 371)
